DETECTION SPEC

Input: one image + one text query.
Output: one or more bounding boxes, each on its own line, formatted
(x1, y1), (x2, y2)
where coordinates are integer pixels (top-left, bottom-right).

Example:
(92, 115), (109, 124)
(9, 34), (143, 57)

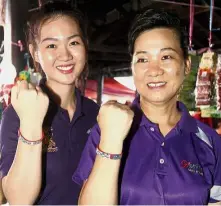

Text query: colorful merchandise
(195, 51), (216, 108)
(216, 54), (221, 110)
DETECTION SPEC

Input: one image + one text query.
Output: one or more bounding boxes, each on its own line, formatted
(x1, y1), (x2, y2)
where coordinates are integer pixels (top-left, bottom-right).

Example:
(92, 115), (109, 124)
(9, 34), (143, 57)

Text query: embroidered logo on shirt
(181, 160), (203, 176)
(43, 127), (58, 153)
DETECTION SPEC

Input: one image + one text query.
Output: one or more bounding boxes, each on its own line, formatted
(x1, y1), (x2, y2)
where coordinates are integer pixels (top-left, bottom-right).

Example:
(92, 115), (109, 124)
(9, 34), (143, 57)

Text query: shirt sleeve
(72, 124), (100, 186)
(209, 132), (221, 203)
(0, 105), (19, 179)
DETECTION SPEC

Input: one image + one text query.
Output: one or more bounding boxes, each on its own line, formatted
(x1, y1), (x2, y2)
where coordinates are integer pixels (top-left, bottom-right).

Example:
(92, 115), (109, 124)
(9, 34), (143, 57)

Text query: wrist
(19, 124), (43, 141)
(20, 119), (43, 128)
(96, 146), (122, 160)
(99, 139), (123, 154)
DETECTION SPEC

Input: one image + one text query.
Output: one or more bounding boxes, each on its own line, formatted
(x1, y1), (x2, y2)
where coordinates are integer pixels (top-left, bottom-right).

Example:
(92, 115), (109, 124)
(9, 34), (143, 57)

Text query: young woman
(0, 1), (99, 204)
(73, 9), (221, 205)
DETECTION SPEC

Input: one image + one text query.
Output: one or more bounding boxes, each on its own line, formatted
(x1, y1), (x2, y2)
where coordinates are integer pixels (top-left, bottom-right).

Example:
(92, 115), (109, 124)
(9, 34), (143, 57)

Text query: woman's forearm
(0, 179), (6, 204)
(2, 126), (43, 205)
(79, 141), (123, 205)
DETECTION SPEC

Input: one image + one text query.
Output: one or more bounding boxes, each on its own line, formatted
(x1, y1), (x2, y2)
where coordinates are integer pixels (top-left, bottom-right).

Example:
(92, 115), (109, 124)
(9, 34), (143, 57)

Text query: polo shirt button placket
(160, 158), (165, 164)
(150, 127), (155, 132)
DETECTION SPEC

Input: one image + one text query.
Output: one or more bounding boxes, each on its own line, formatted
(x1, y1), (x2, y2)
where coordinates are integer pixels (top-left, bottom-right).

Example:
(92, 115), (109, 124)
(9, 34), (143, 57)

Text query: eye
(137, 58), (148, 63)
(46, 44), (56, 49)
(70, 41), (80, 46)
(161, 55), (173, 60)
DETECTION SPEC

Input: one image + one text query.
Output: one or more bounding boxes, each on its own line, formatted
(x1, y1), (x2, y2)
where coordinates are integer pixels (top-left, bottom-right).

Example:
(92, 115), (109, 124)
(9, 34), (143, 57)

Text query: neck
(46, 80), (76, 110)
(140, 97), (181, 127)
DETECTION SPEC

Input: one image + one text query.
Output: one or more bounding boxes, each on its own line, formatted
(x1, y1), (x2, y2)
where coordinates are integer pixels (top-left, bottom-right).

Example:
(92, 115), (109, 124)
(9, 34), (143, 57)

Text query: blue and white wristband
(96, 147), (122, 160)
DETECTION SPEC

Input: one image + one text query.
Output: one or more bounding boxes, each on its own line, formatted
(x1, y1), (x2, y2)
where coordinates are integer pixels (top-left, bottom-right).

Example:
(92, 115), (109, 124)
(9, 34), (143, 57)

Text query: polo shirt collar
(131, 96), (156, 128)
(176, 101), (198, 134)
(131, 95), (197, 134)
(39, 78), (84, 116)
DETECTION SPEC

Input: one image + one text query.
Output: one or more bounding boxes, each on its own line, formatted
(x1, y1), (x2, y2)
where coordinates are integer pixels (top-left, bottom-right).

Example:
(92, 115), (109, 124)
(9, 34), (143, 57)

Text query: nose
(57, 46), (73, 61)
(146, 61), (164, 77)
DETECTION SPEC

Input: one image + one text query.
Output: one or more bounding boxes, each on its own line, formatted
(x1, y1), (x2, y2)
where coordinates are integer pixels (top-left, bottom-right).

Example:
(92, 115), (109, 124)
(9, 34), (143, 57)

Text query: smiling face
(131, 28), (190, 105)
(30, 15), (86, 86)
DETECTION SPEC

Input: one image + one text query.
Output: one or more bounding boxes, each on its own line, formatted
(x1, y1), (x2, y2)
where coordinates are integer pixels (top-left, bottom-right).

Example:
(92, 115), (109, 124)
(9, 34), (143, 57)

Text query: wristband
(96, 146), (122, 160)
(18, 129), (44, 145)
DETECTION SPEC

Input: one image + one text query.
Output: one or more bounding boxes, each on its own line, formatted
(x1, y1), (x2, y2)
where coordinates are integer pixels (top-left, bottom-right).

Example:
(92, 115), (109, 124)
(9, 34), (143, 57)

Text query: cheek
(175, 69), (182, 77)
(164, 63), (184, 78)
(72, 48), (87, 77)
(38, 51), (55, 66)
(164, 67), (178, 76)
(132, 68), (146, 92)
(132, 65), (146, 80)
(166, 66), (185, 87)
(72, 47), (86, 63)
(174, 65), (186, 82)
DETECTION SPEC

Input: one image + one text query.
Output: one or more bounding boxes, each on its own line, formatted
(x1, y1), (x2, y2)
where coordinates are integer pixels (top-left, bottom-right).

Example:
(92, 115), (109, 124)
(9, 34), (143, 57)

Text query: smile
(56, 65), (74, 74)
(147, 82), (167, 88)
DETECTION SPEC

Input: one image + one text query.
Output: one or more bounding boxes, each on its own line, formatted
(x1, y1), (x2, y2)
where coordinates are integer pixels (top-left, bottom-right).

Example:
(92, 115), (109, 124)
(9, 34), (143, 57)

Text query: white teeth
(56, 65), (73, 71)
(147, 82), (166, 87)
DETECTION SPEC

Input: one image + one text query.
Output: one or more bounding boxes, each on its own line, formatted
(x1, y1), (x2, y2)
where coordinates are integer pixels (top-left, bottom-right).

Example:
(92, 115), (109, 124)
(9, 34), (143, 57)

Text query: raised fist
(11, 81), (49, 131)
(97, 100), (134, 145)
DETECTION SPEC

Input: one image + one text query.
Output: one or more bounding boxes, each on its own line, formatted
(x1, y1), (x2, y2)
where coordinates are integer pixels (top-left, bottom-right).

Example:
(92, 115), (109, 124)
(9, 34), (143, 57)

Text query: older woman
(73, 9), (221, 205)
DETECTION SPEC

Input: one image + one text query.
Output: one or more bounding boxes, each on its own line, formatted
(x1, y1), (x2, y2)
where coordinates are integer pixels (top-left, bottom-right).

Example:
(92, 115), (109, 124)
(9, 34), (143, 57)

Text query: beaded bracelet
(18, 129), (44, 146)
(96, 146), (122, 160)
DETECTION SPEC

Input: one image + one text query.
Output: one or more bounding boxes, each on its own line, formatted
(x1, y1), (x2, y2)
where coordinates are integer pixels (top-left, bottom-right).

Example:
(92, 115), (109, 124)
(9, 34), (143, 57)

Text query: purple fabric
(0, 80), (99, 205)
(73, 97), (221, 205)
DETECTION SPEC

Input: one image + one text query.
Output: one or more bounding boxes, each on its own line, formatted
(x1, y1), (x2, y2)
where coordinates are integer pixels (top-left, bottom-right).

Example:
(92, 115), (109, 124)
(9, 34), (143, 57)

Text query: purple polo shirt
(73, 97), (221, 205)
(0, 79), (99, 205)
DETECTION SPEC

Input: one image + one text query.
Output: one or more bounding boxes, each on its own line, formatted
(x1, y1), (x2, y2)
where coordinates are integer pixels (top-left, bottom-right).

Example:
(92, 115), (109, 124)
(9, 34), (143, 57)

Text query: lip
(146, 81), (167, 89)
(56, 64), (74, 67)
(56, 64), (75, 74)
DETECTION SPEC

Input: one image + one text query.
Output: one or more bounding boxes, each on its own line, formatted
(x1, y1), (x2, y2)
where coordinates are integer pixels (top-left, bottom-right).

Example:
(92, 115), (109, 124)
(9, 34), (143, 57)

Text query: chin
(147, 99), (167, 105)
(60, 80), (76, 86)
(52, 78), (76, 86)
(142, 93), (177, 105)
(64, 74), (78, 82)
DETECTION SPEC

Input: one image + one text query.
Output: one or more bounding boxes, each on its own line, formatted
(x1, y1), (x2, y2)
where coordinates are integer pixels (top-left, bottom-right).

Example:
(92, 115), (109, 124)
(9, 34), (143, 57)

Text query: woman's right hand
(97, 100), (134, 150)
(11, 80), (49, 140)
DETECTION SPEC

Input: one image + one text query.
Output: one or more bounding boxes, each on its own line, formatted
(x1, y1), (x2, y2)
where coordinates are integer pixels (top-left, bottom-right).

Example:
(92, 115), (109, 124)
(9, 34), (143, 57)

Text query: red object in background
(195, 69), (214, 107)
(191, 111), (213, 127)
(85, 78), (135, 99)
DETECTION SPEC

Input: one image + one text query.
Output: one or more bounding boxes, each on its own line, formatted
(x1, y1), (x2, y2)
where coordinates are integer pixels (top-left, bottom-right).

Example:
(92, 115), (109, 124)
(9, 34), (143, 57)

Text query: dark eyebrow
(135, 47), (179, 55)
(40, 34), (81, 43)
